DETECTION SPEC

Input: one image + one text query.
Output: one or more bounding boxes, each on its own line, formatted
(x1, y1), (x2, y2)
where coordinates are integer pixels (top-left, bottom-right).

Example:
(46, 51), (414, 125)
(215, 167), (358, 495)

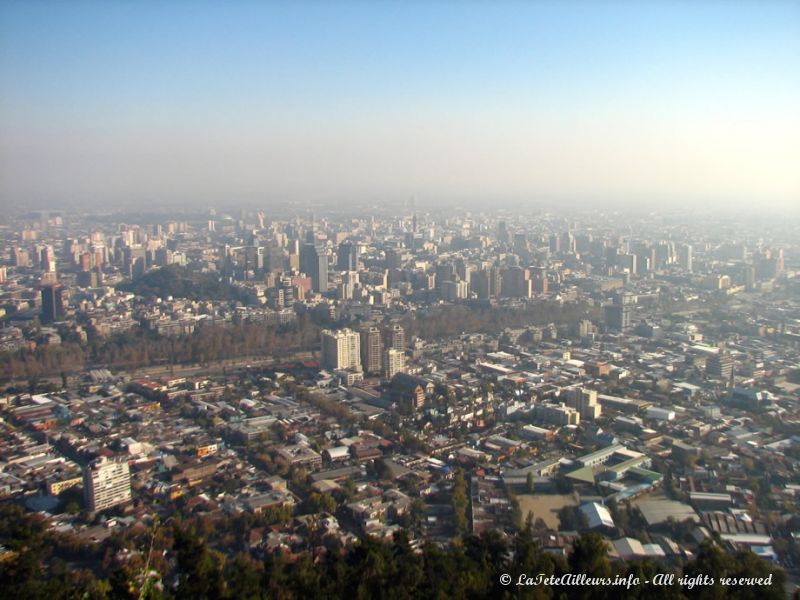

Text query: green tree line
(0, 317), (320, 382)
(400, 302), (594, 340)
(0, 504), (786, 600)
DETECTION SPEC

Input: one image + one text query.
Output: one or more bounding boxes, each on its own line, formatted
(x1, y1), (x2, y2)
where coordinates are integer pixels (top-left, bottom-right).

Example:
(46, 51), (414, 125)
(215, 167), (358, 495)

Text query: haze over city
(3, 3), (800, 597)
(1, 0), (799, 212)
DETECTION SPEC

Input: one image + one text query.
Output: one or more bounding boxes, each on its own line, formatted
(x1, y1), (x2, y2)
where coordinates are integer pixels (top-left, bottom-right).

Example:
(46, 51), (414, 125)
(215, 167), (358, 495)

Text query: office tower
(244, 245), (265, 274)
(530, 267), (548, 294)
(40, 246), (57, 273)
(575, 319), (595, 338)
(337, 241), (358, 271)
(385, 247), (404, 270)
(300, 243), (328, 293)
(513, 232), (529, 256)
(360, 326), (384, 375)
(441, 279), (469, 302)
(337, 282), (354, 300)
(742, 265), (756, 290)
(455, 259), (470, 284)
(83, 457), (132, 513)
(654, 243), (673, 268)
(40, 283), (65, 324)
(560, 231), (576, 254)
(489, 266), (502, 297)
(605, 304), (631, 332)
(77, 270), (101, 288)
(497, 221), (510, 244)
(123, 246), (147, 279)
(565, 387), (602, 420)
(321, 328), (362, 371)
(472, 269), (490, 299)
(13, 247), (30, 267)
(387, 324), (405, 352)
(755, 250), (783, 280)
(501, 266), (531, 298)
(435, 263), (455, 289)
(678, 244), (693, 272)
(706, 352), (734, 380)
(634, 251), (651, 275)
(617, 253), (637, 274)
(384, 348), (406, 379)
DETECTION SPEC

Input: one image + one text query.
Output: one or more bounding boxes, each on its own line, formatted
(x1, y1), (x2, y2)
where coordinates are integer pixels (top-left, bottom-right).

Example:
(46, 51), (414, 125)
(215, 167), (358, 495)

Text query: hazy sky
(1, 1), (798, 211)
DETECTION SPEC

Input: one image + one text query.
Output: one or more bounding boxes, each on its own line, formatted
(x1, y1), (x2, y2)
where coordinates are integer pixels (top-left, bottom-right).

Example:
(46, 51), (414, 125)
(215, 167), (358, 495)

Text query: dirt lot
(517, 493), (579, 529)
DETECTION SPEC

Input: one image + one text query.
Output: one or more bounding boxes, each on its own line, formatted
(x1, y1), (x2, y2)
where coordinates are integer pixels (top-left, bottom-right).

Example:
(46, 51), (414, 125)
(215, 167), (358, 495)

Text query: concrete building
(40, 283), (65, 324)
(386, 324), (405, 352)
(532, 402), (580, 426)
(565, 387), (602, 421)
(360, 326), (383, 375)
(706, 351), (734, 380)
(300, 242), (328, 293)
(83, 457), (132, 513)
(321, 328), (362, 371)
(384, 348), (406, 379)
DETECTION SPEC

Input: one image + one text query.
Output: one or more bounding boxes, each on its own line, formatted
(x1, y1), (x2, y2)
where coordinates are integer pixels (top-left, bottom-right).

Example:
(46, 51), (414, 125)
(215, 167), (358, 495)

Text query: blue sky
(1, 1), (798, 210)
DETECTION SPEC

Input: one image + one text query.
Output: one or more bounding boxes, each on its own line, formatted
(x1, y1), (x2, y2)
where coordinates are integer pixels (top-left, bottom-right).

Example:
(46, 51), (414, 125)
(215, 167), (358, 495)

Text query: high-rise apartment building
(321, 328), (362, 371)
(83, 457), (132, 513)
(387, 324), (405, 352)
(565, 387), (602, 420)
(384, 348), (406, 379)
(360, 326), (383, 375)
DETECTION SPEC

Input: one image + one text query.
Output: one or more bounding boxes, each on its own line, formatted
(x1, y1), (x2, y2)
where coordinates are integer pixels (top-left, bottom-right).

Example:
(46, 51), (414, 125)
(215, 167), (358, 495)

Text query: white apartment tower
(384, 348), (406, 379)
(83, 456), (132, 513)
(321, 328), (362, 371)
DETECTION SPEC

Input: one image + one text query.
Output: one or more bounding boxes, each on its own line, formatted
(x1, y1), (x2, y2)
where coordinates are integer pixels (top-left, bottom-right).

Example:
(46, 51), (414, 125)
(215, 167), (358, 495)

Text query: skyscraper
(40, 283), (65, 324)
(678, 244), (693, 272)
(300, 242), (328, 293)
(336, 241), (358, 271)
(83, 456), (132, 513)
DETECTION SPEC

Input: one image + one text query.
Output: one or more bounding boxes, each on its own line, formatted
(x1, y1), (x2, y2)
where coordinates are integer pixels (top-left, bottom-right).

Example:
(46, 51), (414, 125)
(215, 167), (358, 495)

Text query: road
(109, 350), (317, 380)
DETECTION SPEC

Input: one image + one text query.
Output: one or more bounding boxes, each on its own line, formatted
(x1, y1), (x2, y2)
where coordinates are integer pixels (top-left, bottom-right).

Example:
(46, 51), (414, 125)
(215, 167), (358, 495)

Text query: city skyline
(1, 1), (799, 212)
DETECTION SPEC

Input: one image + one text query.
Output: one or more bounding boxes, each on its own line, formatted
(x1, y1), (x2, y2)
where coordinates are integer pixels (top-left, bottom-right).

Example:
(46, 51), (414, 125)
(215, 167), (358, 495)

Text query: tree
(307, 492), (337, 515)
(452, 469), (469, 536)
(557, 505), (587, 531)
(172, 525), (224, 600)
(526, 471), (536, 494)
